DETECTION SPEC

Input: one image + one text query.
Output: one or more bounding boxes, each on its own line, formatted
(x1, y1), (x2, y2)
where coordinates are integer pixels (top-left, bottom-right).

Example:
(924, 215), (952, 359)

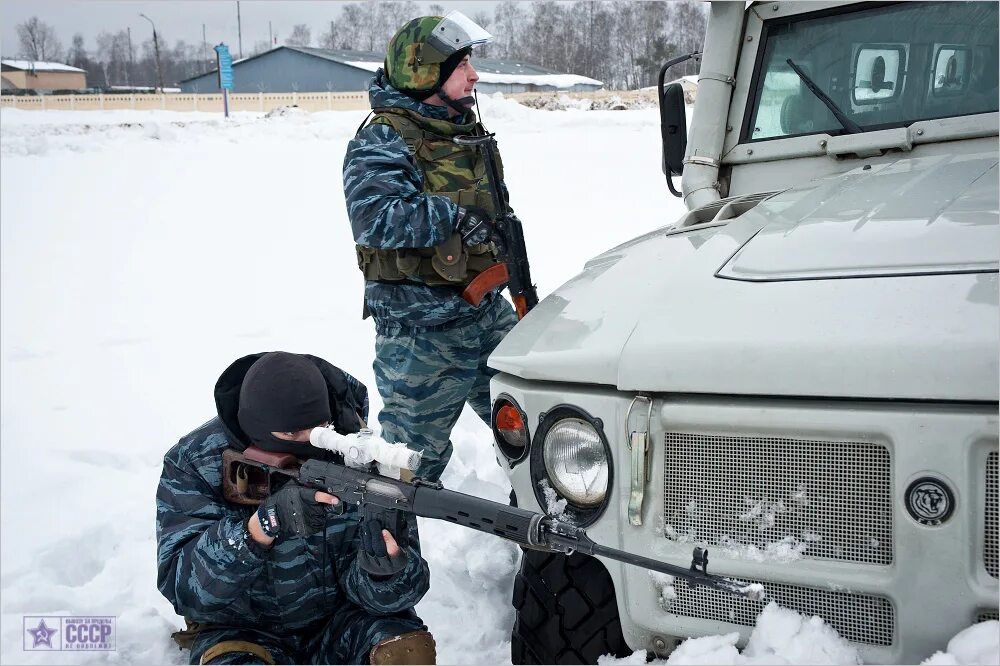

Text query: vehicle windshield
(745, 2), (998, 142)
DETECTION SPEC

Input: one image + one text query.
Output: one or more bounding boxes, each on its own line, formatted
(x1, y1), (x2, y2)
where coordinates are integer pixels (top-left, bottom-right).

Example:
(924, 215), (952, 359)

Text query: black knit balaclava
(237, 352), (332, 455)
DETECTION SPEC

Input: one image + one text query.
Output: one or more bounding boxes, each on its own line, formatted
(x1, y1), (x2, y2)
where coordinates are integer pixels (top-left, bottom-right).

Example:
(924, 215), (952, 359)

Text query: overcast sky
(0, 1), (497, 59)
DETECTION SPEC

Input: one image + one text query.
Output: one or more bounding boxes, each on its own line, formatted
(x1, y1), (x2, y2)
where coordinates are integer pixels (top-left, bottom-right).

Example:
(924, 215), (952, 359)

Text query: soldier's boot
(369, 630), (436, 665)
(199, 639), (275, 664)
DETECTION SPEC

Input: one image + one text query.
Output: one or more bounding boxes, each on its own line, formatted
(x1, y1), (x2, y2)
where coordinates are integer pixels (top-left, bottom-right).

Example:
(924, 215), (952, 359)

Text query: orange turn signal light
(495, 401), (528, 448)
(497, 404), (525, 431)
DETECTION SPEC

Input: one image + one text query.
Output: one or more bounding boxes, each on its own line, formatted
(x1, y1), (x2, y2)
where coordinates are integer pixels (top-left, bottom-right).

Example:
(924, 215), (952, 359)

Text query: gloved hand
(256, 481), (337, 540)
(357, 513), (409, 578)
(455, 206), (492, 247)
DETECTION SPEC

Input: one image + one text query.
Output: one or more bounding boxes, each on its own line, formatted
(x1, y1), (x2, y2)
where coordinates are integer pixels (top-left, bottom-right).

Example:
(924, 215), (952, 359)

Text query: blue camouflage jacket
(343, 69), (508, 328)
(156, 353), (430, 632)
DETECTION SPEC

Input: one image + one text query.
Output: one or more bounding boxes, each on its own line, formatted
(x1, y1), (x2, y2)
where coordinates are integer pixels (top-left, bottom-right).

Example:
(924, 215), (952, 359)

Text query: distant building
(1, 60), (87, 92)
(179, 45), (602, 95)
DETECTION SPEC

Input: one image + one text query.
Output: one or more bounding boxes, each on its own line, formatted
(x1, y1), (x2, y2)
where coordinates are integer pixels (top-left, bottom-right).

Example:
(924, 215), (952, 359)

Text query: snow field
(2, 94), (996, 665)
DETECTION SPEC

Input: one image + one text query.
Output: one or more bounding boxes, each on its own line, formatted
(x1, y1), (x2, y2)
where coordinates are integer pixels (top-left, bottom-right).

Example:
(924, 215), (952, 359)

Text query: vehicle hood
(489, 152), (999, 401)
(720, 154), (999, 280)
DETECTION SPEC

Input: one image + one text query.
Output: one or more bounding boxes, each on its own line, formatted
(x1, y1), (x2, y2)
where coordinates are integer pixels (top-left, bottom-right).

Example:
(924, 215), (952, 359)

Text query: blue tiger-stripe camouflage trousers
(374, 294), (519, 482)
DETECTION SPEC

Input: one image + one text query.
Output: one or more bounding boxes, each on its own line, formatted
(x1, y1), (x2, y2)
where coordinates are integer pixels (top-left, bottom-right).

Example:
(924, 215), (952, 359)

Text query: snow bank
(601, 609), (1000, 666)
(599, 603), (861, 665)
(921, 621), (1000, 665)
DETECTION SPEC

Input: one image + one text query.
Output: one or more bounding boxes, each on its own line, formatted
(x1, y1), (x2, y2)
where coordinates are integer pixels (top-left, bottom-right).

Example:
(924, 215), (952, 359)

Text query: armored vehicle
(488, 2), (999, 663)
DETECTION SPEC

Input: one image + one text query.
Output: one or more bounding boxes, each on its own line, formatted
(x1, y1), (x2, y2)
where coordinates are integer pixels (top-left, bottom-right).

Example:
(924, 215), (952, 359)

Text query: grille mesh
(669, 577), (895, 646)
(662, 433), (892, 565)
(986, 452), (998, 579)
(976, 609), (999, 624)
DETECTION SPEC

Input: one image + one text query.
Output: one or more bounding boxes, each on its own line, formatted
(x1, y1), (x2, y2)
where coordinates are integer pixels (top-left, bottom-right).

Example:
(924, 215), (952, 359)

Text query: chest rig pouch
(355, 107), (505, 294)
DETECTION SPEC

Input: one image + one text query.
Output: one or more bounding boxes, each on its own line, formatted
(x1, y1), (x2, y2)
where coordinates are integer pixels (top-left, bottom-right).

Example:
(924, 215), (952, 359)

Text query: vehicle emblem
(905, 477), (955, 526)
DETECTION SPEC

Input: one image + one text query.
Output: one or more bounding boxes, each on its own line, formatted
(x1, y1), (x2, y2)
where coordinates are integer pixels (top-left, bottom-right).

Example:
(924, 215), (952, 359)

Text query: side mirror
(660, 82), (687, 178)
(656, 51), (700, 198)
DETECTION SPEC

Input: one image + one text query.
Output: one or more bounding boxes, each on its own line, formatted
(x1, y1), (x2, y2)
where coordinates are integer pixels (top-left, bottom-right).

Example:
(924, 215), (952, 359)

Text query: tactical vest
(355, 107), (505, 289)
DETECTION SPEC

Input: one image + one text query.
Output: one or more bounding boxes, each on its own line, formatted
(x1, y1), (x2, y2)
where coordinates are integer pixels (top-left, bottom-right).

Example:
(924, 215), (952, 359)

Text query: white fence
(0, 91), (369, 113)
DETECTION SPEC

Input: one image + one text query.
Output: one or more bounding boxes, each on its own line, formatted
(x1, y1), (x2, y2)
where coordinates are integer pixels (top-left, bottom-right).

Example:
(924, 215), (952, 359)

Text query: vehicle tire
(511, 548), (631, 664)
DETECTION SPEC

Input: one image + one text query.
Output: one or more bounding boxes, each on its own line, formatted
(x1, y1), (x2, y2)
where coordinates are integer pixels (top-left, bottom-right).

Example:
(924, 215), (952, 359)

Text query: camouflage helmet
(385, 11), (492, 97)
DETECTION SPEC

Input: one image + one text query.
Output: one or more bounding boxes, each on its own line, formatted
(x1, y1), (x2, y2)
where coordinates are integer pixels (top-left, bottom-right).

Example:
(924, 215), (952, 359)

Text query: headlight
(543, 417), (609, 507)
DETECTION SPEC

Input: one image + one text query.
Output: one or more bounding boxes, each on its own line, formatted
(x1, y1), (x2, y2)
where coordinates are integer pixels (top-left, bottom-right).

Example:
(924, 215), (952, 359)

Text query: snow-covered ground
(1, 96), (996, 666)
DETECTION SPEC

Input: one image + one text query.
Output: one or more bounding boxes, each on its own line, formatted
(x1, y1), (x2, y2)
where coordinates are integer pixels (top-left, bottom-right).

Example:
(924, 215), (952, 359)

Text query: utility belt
(356, 233), (500, 288)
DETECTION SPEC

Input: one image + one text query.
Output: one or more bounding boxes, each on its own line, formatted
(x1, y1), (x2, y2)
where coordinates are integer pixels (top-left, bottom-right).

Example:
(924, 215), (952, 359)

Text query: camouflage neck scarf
(372, 106), (477, 138)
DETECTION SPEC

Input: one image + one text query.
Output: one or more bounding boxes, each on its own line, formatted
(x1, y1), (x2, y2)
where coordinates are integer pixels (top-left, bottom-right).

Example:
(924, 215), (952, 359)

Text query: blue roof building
(179, 45), (602, 94)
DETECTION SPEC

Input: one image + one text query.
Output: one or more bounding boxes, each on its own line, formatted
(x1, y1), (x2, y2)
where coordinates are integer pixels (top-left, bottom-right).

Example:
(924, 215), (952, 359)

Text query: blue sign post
(214, 43), (234, 117)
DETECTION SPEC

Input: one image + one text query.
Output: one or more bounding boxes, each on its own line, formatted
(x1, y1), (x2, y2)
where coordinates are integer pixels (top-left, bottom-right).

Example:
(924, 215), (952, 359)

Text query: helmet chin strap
(438, 88), (476, 116)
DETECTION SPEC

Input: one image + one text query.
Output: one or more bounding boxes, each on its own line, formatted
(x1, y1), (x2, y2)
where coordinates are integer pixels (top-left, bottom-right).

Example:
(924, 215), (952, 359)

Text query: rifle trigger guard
(236, 464), (249, 495)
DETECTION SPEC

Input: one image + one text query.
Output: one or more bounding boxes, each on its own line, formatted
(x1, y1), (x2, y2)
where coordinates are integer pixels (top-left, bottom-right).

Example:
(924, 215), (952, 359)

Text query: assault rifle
(222, 426), (764, 600)
(453, 133), (539, 320)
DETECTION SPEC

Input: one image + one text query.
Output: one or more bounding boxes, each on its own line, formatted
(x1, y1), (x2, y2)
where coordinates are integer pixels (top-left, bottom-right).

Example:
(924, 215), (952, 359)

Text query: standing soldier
(343, 12), (520, 482)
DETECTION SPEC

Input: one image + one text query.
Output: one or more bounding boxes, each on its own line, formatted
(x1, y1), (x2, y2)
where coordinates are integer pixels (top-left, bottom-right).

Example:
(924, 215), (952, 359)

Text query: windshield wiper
(786, 58), (863, 134)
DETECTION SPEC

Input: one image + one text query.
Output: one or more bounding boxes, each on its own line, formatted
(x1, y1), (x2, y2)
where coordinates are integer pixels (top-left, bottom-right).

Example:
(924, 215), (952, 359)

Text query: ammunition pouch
(356, 235), (501, 288)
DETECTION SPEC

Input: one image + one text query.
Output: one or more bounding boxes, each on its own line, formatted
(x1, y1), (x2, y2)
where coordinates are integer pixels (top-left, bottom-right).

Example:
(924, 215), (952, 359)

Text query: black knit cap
(237, 352), (332, 447)
(438, 46), (473, 88)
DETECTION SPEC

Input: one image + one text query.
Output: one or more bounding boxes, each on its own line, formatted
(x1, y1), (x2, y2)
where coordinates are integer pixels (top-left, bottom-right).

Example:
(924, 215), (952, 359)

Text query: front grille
(985, 452), (998, 579)
(976, 609), (999, 624)
(669, 577), (895, 646)
(662, 433), (892, 565)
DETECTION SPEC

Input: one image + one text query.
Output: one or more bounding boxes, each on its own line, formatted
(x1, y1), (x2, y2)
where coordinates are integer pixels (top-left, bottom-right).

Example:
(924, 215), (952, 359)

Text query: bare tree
(95, 30), (132, 87)
(492, 1), (526, 60)
(523, 1), (567, 70)
(471, 10), (492, 58)
(286, 24), (312, 47)
(340, 3), (379, 51)
(16, 16), (64, 62)
(379, 1), (421, 47)
(428, 4), (445, 16)
(250, 40), (271, 56)
(67, 33), (96, 85)
(337, 4), (361, 49)
(668, 1), (708, 76)
(319, 20), (341, 50)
